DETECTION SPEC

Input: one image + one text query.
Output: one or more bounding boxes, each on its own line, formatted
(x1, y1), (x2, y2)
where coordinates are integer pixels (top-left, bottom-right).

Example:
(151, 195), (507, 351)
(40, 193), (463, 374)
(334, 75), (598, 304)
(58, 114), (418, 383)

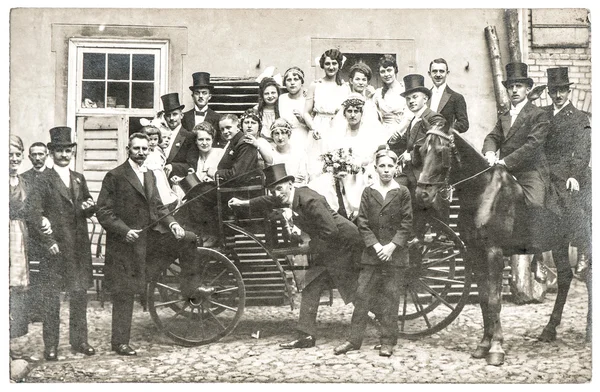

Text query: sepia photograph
(5, 2), (595, 385)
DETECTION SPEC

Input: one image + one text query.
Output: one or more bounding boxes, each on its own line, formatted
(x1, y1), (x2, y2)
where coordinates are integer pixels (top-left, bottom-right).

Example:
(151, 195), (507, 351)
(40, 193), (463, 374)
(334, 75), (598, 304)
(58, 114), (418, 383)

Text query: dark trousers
(111, 229), (197, 346)
(42, 289), (88, 348)
(297, 271), (333, 337)
(348, 265), (405, 347)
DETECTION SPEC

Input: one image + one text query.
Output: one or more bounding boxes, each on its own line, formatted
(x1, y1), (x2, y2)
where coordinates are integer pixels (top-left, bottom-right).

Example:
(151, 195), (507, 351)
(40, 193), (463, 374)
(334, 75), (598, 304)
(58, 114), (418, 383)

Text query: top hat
(502, 62), (534, 88)
(263, 163), (295, 189)
(401, 74), (432, 99)
(161, 93), (185, 113)
(179, 172), (205, 201)
(546, 67), (573, 88)
(47, 126), (76, 149)
(189, 72), (213, 91)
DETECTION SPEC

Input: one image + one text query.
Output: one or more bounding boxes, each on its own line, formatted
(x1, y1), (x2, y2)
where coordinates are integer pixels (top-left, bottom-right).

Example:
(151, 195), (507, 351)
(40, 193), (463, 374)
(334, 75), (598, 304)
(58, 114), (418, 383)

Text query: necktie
(335, 179), (348, 219)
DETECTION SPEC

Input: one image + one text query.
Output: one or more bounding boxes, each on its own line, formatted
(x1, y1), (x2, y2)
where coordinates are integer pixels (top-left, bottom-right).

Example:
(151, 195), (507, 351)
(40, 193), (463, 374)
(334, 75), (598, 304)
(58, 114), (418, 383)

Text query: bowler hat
(179, 172), (204, 201)
(47, 126), (76, 149)
(161, 93), (185, 113)
(546, 67), (573, 88)
(502, 62), (534, 88)
(189, 72), (213, 92)
(263, 163), (295, 189)
(400, 74), (432, 99)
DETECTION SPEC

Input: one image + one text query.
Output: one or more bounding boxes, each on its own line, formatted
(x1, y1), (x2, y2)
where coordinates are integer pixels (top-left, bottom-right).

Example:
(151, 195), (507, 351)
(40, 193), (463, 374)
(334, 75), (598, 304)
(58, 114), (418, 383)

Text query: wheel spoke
(409, 286), (432, 329)
(214, 286), (238, 294)
(421, 276), (465, 285)
(206, 308), (227, 330)
(416, 279), (455, 311)
(164, 302), (191, 325)
(421, 253), (456, 268)
(155, 282), (181, 294)
(208, 269), (228, 286)
(208, 299), (237, 312)
(154, 298), (187, 308)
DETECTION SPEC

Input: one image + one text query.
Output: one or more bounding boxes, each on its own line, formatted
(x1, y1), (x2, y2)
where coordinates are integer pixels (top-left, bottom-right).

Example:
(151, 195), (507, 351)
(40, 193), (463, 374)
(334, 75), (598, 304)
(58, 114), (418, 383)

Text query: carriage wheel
(147, 247), (245, 346)
(396, 217), (472, 340)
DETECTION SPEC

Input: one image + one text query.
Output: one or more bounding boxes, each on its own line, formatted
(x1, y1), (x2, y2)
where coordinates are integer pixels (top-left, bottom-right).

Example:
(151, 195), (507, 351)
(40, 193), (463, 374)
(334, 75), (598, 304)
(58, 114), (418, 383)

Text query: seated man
(482, 62), (551, 253)
(228, 164), (362, 349)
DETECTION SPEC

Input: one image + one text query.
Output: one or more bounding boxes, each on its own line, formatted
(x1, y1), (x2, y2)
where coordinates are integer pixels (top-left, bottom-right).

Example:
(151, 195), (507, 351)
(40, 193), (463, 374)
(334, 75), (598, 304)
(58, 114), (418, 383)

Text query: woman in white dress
(339, 62), (379, 130)
(270, 118), (309, 186)
(278, 67), (309, 152)
(373, 55), (411, 141)
(303, 48), (350, 177)
(254, 77), (280, 143)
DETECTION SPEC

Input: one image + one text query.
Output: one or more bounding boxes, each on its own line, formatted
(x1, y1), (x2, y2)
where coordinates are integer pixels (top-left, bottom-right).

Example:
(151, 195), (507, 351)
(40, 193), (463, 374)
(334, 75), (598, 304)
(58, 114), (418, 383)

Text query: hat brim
(401, 87), (432, 99)
(163, 105), (186, 113)
(266, 175), (295, 189)
(502, 78), (534, 88)
(189, 85), (214, 91)
(547, 82), (574, 88)
(47, 142), (76, 149)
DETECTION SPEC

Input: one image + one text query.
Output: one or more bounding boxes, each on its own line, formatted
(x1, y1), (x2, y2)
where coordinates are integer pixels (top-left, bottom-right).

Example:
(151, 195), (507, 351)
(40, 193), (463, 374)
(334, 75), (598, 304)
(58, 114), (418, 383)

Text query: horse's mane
(452, 130), (489, 173)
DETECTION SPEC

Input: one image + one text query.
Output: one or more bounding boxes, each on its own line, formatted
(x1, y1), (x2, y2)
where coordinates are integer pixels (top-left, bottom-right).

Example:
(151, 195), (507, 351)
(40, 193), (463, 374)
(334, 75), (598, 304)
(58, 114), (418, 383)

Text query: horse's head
(415, 125), (459, 214)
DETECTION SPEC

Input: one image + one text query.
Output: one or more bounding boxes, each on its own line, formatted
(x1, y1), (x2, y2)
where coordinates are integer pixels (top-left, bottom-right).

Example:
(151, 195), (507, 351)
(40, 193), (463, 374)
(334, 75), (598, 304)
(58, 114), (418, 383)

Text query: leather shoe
(111, 343), (137, 356)
(44, 346), (58, 361)
(334, 341), (358, 355)
(279, 335), (315, 349)
(379, 344), (394, 357)
(72, 342), (96, 356)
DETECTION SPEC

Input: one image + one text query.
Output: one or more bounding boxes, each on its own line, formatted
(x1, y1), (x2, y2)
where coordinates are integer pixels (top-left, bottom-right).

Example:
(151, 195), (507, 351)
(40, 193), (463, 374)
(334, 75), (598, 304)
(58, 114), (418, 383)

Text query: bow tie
(195, 110), (207, 116)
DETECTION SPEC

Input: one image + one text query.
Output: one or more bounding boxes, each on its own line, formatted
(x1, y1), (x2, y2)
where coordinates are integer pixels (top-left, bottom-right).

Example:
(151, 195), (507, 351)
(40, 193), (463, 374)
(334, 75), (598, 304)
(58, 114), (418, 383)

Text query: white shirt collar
(370, 179), (400, 194)
(554, 100), (571, 115)
(34, 166), (46, 173)
(432, 83), (447, 94)
(510, 99), (528, 115)
(53, 164), (71, 187)
(413, 106), (427, 119)
(195, 105), (208, 114)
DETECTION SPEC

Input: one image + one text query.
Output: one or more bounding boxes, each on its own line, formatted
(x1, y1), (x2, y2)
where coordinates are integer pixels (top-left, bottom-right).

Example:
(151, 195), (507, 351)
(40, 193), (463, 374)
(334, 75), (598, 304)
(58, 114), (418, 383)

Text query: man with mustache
(27, 127), (98, 360)
(482, 62), (551, 253)
(182, 72), (225, 147)
(427, 58), (469, 134)
(161, 92), (199, 183)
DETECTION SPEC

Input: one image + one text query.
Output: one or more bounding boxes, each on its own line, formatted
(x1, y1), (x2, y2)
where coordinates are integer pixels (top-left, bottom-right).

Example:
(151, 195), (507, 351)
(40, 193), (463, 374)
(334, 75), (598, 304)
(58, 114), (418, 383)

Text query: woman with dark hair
(270, 118), (308, 185)
(303, 48), (350, 177)
(240, 108), (274, 169)
(278, 66), (309, 151)
(191, 122), (225, 182)
(343, 62), (378, 125)
(373, 55), (410, 139)
(254, 77), (281, 143)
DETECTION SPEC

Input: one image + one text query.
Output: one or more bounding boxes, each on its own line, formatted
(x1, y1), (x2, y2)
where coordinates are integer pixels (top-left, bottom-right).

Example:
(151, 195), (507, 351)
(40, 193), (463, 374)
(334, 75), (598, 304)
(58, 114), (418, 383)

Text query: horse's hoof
(472, 345), (489, 359)
(538, 328), (557, 342)
(486, 352), (505, 366)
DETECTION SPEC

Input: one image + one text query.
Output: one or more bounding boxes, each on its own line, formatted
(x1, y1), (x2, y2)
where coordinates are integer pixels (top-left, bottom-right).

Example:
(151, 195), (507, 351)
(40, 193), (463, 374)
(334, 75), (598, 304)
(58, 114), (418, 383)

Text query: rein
(418, 129), (492, 202)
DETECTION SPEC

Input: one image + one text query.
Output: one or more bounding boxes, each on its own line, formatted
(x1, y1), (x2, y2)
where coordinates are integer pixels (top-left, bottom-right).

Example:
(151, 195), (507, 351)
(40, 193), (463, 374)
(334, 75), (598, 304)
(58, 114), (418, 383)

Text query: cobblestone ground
(10, 279), (592, 383)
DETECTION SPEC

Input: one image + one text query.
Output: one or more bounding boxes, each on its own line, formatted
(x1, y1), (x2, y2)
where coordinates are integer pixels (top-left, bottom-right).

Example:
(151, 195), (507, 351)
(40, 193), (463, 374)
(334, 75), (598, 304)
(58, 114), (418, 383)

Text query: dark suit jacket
(166, 126), (199, 181)
(357, 186), (412, 267)
(21, 168), (47, 263)
(96, 161), (176, 294)
(429, 85), (469, 133)
(183, 107), (226, 148)
(544, 102), (591, 218)
(248, 186), (362, 303)
(216, 131), (261, 185)
(388, 107), (446, 190)
(27, 168), (96, 291)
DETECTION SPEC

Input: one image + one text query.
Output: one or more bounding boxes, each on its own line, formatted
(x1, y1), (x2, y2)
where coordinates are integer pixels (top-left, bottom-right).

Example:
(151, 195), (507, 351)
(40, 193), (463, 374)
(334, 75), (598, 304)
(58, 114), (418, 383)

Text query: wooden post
(484, 25), (510, 115)
(505, 9), (522, 62)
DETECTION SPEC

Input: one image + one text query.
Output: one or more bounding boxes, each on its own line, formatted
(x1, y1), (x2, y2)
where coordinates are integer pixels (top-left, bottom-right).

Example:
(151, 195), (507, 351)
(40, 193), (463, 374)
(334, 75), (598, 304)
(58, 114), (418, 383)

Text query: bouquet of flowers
(321, 147), (363, 177)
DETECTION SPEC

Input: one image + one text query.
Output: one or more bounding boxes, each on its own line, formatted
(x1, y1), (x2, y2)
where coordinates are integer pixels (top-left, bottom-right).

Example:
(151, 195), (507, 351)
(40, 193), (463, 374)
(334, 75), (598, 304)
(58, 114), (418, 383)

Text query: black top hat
(47, 126), (76, 149)
(189, 72), (213, 91)
(502, 62), (534, 88)
(179, 172), (204, 201)
(263, 163), (295, 189)
(546, 67), (573, 88)
(400, 74), (432, 99)
(161, 93), (185, 113)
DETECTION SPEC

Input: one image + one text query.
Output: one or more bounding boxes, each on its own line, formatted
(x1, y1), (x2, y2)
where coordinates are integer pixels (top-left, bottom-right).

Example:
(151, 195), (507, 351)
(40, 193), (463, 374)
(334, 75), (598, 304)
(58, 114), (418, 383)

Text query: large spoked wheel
(397, 217), (472, 340)
(147, 247), (245, 346)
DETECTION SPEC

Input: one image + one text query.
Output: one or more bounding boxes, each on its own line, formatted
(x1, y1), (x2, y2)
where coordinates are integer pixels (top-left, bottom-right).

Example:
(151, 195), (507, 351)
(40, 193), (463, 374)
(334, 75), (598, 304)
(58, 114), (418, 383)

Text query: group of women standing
(250, 49), (412, 221)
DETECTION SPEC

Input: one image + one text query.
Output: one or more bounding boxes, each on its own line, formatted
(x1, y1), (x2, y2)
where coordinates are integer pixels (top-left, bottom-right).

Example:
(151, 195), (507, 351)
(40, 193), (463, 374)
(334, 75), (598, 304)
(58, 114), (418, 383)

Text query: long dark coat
(21, 168), (47, 264)
(482, 101), (551, 208)
(27, 168), (96, 291)
(356, 185), (413, 267)
(248, 186), (362, 303)
(182, 107), (226, 148)
(166, 127), (199, 181)
(96, 161), (176, 294)
(429, 85), (469, 133)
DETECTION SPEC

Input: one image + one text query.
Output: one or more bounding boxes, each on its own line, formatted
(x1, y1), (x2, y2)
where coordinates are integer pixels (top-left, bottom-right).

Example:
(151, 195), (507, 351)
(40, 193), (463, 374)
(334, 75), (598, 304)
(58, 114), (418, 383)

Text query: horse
(414, 126), (591, 366)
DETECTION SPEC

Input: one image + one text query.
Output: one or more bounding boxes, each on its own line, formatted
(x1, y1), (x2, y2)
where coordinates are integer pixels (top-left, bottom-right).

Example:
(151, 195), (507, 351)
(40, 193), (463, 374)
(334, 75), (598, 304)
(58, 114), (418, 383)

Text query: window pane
(82, 81), (105, 108)
(132, 54), (155, 81)
(107, 54), (130, 80)
(132, 82), (154, 109)
(83, 53), (105, 80)
(107, 82), (130, 108)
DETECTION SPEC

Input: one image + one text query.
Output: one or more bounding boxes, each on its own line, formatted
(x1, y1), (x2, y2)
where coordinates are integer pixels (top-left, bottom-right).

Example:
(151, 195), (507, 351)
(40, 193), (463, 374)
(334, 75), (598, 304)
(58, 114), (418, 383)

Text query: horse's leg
(485, 245), (506, 366)
(471, 246), (493, 359)
(539, 244), (573, 342)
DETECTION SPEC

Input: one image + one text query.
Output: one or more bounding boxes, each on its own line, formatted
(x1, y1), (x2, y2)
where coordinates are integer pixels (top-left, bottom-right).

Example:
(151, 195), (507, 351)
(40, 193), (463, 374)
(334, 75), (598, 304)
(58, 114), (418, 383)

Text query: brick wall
(525, 9), (592, 113)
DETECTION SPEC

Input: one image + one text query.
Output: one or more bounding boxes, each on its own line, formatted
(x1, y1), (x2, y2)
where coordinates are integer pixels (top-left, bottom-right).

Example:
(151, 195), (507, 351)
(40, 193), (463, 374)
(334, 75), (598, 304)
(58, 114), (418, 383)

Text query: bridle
(417, 128), (491, 203)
